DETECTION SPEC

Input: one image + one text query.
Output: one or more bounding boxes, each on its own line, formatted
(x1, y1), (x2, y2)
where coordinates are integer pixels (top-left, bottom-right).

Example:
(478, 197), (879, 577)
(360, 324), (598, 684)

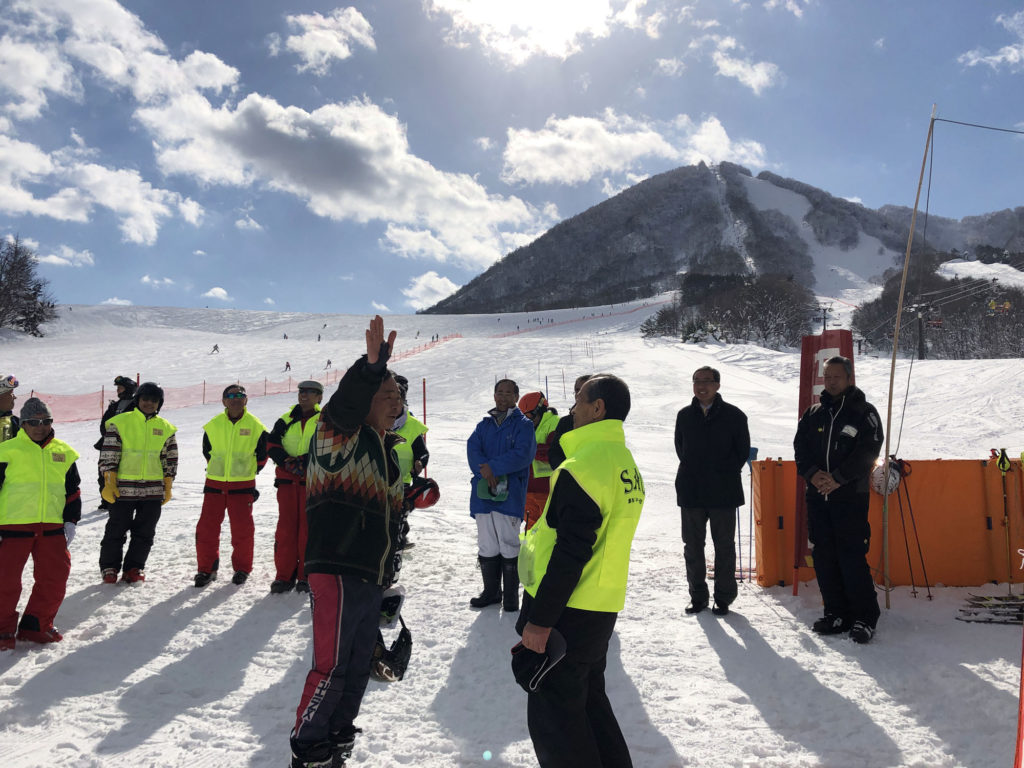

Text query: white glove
(64, 522), (76, 547)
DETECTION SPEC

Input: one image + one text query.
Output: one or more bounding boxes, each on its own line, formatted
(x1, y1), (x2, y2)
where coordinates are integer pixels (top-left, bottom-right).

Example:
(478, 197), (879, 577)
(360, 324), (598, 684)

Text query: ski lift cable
(934, 117), (1024, 137)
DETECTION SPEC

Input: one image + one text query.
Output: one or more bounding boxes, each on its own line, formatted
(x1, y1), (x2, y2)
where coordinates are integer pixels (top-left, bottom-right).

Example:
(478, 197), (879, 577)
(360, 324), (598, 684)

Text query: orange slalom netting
(28, 334), (461, 423)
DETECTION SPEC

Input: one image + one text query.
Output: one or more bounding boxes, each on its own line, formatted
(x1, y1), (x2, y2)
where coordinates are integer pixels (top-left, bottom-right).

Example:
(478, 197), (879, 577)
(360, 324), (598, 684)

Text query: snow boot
(122, 568), (145, 584)
(469, 555), (502, 608)
(101, 568), (118, 584)
(330, 725), (362, 765)
(295, 580), (310, 594)
(501, 555), (520, 612)
(812, 614), (851, 635)
(232, 570), (249, 585)
(194, 571), (217, 588)
(849, 620), (875, 644)
(270, 579), (295, 594)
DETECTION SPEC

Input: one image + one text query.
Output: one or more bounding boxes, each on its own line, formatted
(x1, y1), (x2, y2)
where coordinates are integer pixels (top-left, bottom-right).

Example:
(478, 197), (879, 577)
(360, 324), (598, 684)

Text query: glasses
(298, 388), (320, 395)
(23, 418), (53, 427)
(224, 392), (247, 400)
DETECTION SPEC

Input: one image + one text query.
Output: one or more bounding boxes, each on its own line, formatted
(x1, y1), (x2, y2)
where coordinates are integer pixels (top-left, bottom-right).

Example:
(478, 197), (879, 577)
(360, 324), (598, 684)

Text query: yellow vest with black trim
(0, 430), (79, 525)
(394, 410), (427, 484)
(531, 410), (560, 479)
(108, 409), (177, 482)
(204, 410), (266, 482)
(519, 418), (644, 613)
(280, 405), (321, 458)
(0, 414), (14, 444)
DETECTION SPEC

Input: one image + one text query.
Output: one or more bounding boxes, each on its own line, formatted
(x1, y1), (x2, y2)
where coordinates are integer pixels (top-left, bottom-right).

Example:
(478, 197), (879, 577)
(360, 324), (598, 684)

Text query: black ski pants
(526, 617), (632, 768)
(99, 498), (162, 571)
(807, 494), (880, 627)
(680, 506), (737, 607)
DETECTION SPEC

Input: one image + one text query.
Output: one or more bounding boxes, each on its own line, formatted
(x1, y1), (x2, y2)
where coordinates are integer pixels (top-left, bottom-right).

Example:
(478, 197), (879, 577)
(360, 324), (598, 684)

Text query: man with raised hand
(289, 316), (406, 768)
(516, 374), (645, 768)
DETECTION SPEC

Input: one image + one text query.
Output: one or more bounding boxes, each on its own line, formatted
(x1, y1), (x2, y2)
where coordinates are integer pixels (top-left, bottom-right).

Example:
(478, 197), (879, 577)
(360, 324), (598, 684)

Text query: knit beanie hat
(20, 397), (52, 420)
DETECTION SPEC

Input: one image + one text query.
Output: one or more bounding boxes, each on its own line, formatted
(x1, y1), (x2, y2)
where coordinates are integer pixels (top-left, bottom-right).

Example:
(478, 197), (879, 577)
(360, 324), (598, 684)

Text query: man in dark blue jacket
(675, 366), (750, 616)
(794, 356), (883, 644)
(466, 379), (535, 611)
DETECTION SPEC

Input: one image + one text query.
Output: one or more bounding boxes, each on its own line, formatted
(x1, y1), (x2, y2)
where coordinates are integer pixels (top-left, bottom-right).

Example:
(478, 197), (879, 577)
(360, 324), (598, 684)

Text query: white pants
(475, 512), (522, 559)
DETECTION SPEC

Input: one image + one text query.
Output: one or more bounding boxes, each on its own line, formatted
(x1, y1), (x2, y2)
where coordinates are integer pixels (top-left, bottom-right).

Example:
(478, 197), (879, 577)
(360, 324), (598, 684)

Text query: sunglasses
(224, 392), (247, 400)
(23, 418), (53, 427)
(298, 388), (320, 395)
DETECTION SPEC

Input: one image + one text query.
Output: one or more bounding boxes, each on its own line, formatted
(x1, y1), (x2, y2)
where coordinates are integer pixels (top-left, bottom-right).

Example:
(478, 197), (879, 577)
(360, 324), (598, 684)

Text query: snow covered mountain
(0, 301), (1021, 767)
(426, 161), (1024, 316)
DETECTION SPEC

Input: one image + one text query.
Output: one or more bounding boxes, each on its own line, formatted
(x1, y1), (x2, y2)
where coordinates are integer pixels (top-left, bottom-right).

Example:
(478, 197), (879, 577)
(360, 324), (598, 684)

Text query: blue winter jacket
(467, 407), (536, 519)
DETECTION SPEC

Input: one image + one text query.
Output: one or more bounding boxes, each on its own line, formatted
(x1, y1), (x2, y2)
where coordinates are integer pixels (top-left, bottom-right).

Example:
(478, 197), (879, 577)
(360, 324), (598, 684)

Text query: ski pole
(999, 449), (1014, 595)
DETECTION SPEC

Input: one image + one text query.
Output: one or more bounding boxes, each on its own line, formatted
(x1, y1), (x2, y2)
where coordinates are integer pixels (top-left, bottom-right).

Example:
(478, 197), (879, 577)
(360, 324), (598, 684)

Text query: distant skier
(325, 359), (332, 369)
(285, 361), (291, 372)
(211, 344), (219, 354)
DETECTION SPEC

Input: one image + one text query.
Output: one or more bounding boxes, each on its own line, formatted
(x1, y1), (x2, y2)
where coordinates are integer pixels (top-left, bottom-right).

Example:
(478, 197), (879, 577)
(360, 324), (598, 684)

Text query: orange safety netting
(27, 334), (460, 424)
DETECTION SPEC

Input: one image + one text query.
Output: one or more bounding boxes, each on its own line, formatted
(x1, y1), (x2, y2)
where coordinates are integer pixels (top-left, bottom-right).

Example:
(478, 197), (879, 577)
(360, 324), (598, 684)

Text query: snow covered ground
(0, 298), (1022, 768)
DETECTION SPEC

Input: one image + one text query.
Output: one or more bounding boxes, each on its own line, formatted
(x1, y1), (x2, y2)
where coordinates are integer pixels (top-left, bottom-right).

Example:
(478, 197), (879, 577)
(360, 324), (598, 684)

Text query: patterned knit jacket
(304, 356), (406, 587)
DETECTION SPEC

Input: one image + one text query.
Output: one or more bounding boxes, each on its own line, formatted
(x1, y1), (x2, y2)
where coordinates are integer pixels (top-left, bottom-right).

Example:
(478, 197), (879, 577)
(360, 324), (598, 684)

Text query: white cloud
(101, 296), (132, 305)
(338, 273), (355, 281)
(263, 297), (275, 305)
(140, 274), (174, 287)
(281, 8), (375, 76)
(202, 286), (232, 302)
(655, 57), (685, 77)
(401, 270), (460, 310)
(475, 136), (494, 151)
(708, 37), (780, 95)
(371, 300), (390, 312)
(502, 108), (680, 185)
(874, 38), (885, 50)
(193, 249), (206, 256)
(959, 11), (1024, 71)
(425, 0), (660, 65)
(35, 244), (94, 267)
(763, 0), (812, 18)
(0, 35), (80, 119)
(235, 215), (263, 231)
(501, 110), (766, 187)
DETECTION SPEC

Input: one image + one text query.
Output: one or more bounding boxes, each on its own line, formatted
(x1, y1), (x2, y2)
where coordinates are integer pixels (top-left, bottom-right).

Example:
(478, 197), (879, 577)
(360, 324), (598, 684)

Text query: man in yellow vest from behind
(98, 382), (178, 584)
(516, 374), (645, 768)
(194, 385), (268, 587)
(0, 398), (82, 650)
(0, 374), (19, 444)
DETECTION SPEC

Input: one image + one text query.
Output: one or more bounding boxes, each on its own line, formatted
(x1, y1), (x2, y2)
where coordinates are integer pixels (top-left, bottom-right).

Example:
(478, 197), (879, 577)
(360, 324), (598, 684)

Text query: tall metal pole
(882, 105), (937, 609)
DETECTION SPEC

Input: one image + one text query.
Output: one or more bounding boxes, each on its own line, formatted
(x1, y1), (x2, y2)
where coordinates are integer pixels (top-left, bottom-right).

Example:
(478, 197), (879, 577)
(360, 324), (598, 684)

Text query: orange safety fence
(753, 457), (1024, 588)
(28, 334), (461, 423)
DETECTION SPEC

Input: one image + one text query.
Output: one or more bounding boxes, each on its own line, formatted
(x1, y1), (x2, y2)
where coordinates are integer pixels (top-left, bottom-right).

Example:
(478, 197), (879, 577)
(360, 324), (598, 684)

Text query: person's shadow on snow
(702, 611), (903, 768)
(429, 609), (529, 765)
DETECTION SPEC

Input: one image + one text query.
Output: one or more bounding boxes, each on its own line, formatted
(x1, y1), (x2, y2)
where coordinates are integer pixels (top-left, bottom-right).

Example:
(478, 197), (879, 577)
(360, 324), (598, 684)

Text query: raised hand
(365, 315), (397, 366)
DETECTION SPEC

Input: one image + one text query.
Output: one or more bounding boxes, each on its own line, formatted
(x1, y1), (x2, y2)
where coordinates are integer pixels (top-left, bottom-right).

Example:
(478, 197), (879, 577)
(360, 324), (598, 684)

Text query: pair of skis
(957, 594), (1024, 625)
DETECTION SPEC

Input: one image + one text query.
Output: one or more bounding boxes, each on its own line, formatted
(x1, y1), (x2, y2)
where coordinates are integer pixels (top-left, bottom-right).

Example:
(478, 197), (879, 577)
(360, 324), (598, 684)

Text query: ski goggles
(22, 418), (53, 427)
(0, 375), (18, 394)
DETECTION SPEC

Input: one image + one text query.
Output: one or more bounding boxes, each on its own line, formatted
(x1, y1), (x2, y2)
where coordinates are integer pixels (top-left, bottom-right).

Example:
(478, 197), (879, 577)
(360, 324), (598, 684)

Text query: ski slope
(0, 298), (1021, 768)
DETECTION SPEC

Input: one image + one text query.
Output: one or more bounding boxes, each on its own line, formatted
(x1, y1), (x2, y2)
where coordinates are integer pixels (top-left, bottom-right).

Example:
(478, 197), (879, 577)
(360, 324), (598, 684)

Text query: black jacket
(546, 412), (575, 470)
(674, 394), (750, 508)
(794, 385), (883, 501)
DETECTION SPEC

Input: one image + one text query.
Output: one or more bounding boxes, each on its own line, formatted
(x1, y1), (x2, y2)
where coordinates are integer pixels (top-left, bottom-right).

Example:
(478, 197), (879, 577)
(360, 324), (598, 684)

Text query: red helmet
(405, 477), (440, 509)
(518, 392), (547, 416)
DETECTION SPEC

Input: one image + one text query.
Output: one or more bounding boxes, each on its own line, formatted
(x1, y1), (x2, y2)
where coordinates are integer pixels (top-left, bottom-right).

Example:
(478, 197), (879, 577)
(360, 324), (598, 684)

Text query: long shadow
(238, 640), (312, 767)
(603, 632), (682, 766)
(702, 612), (904, 767)
(11, 586), (234, 723)
(94, 593), (301, 754)
(846, 610), (1019, 768)
(430, 609), (527, 764)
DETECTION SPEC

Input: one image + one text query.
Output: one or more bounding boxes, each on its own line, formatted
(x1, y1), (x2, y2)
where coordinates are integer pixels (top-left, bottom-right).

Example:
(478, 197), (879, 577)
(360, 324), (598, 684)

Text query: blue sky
(1, 1), (1022, 314)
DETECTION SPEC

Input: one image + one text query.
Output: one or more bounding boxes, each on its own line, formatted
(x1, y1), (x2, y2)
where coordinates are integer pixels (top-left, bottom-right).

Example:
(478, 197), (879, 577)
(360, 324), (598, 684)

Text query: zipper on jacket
(823, 395), (845, 498)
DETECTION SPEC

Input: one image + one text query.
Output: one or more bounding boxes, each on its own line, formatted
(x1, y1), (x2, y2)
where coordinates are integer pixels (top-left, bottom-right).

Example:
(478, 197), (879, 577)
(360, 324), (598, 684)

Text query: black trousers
(525, 605), (631, 768)
(99, 498), (162, 571)
(680, 506), (737, 606)
(807, 495), (880, 627)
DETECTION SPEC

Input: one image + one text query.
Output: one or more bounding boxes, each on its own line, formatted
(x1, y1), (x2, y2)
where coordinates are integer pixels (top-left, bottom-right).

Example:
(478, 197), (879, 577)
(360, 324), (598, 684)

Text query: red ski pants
(274, 482), (308, 582)
(195, 488), (255, 574)
(0, 525), (70, 635)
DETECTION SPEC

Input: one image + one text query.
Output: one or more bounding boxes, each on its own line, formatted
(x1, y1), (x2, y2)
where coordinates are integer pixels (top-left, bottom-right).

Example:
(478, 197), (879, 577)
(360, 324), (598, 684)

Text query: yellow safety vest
(280, 405), (321, 458)
(107, 409), (177, 482)
(204, 410), (266, 481)
(0, 414), (14, 444)
(0, 430), (79, 525)
(519, 419), (644, 613)
(531, 410), (560, 479)
(394, 410), (427, 485)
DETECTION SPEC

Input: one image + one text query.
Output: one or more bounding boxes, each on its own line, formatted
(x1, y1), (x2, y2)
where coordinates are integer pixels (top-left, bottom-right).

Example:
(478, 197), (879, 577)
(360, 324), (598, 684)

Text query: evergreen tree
(0, 236), (58, 336)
